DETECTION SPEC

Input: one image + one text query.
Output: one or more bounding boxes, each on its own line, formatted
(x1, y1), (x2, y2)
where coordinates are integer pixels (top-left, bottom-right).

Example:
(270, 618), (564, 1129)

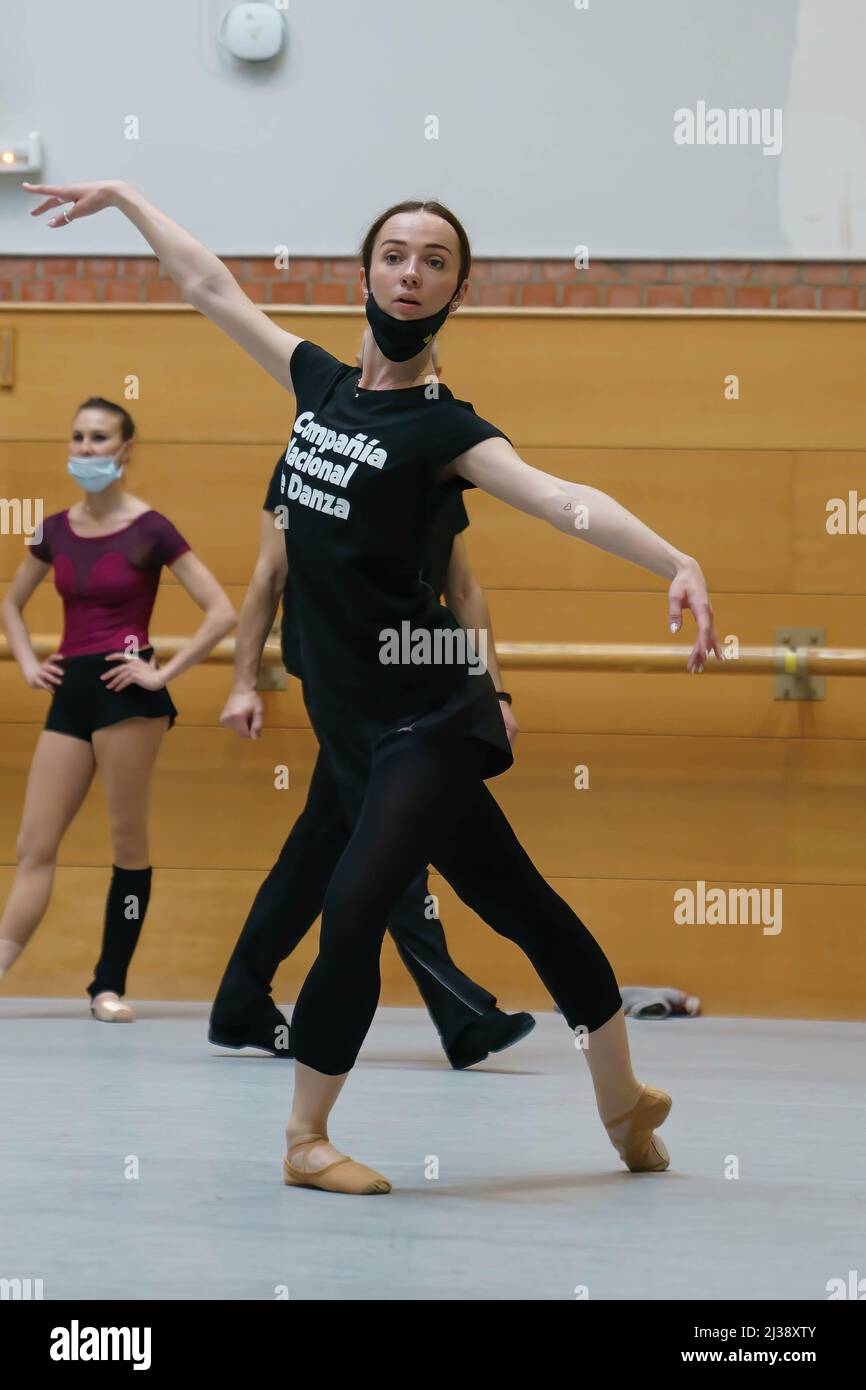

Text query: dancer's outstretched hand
(22, 180), (128, 227)
(220, 689), (265, 740)
(668, 558), (724, 673)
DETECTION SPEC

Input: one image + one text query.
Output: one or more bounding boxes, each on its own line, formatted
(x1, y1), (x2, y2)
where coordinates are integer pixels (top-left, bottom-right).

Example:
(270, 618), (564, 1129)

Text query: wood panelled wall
(1, 307), (865, 1019)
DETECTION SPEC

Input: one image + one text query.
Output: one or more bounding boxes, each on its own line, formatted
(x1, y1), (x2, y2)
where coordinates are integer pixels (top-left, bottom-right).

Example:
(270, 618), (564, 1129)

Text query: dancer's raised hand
(22, 180), (128, 227)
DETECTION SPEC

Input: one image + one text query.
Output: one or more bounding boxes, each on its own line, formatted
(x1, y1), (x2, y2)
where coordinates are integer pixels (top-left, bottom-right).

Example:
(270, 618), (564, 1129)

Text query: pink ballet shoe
(90, 991), (135, 1022)
(604, 1084), (672, 1172)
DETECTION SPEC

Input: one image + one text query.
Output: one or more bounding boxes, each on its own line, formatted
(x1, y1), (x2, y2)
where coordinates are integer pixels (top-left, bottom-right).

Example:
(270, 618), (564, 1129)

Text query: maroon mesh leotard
(27, 509), (191, 658)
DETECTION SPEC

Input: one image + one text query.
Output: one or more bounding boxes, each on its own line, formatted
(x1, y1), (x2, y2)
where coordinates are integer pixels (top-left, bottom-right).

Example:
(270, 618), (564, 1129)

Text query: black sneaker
(444, 1010), (536, 1070)
(208, 1016), (293, 1057)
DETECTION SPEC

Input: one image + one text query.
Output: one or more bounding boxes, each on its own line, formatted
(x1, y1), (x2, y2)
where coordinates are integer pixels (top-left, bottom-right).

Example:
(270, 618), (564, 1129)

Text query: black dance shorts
(43, 646), (178, 744)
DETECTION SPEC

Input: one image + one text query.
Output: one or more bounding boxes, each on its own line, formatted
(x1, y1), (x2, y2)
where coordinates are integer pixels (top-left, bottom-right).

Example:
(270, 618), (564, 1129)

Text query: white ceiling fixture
(217, 3), (287, 61)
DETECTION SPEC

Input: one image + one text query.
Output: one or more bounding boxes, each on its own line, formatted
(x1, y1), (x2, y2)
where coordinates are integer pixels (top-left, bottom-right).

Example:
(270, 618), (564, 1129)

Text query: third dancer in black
(210, 447), (535, 1068)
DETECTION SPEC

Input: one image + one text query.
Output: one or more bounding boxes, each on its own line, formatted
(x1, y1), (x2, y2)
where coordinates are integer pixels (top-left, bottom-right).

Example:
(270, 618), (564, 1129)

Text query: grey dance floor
(0, 1002), (862, 1301)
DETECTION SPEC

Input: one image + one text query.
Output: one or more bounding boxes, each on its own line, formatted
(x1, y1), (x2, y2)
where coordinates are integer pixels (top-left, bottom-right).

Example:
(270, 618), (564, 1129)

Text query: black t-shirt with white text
(265, 339), (513, 812)
(264, 457), (469, 679)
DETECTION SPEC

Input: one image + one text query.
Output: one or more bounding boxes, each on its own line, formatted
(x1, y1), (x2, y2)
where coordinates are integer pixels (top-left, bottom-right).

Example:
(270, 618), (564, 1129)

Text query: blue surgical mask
(67, 454), (125, 493)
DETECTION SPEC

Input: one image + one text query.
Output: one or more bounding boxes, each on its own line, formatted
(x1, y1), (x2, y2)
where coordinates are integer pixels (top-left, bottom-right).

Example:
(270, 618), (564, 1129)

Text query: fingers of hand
(49, 201), (82, 227)
(102, 667), (131, 688)
(222, 715), (248, 736)
(23, 185), (67, 214)
(42, 194), (75, 225)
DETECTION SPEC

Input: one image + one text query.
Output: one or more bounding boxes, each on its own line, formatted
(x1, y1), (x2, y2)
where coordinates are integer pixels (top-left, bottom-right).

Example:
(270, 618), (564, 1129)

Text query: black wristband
(496, 691), (513, 706)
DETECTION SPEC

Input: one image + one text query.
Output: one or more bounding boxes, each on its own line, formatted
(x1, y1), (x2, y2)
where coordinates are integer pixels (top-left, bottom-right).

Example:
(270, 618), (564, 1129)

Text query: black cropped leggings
(290, 734), (623, 1075)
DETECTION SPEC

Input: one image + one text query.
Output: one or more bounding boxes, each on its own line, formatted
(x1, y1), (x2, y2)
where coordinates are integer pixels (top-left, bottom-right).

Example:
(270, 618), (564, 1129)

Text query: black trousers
(211, 748), (497, 1050)
(291, 733), (623, 1075)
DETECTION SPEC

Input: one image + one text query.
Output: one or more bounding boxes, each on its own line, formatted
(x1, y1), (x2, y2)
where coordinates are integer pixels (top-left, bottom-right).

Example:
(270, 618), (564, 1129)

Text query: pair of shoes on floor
(208, 1015), (292, 1057)
(90, 991), (135, 1022)
(283, 1132), (391, 1195)
(603, 1083), (672, 1172)
(445, 1008), (536, 1069)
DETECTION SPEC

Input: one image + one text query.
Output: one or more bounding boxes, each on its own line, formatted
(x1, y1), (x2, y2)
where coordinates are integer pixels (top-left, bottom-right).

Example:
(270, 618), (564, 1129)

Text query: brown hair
(360, 199), (471, 302)
(74, 397), (136, 442)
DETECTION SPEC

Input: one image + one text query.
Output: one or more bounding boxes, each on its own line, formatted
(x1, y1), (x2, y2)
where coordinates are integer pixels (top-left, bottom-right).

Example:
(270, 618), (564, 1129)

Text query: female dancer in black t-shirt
(25, 179), (723, 1194)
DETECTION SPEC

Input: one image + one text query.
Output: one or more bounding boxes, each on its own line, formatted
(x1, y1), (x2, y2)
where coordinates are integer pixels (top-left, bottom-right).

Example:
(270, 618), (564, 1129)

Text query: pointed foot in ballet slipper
(282, 1135), (391, 1195)
(90, 992), (135, 1023)
(445, 1010), (536, 1070)
(604, 1084), (672, 1172)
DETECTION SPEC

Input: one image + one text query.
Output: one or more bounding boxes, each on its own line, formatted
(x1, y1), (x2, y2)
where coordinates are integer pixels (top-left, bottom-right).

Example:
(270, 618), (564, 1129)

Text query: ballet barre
(3, 634), (866, 692)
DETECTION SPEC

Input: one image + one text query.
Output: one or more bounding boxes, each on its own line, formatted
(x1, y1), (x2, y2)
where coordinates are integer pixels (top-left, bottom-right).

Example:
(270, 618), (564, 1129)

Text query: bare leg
(0, 731), (96, 976)
(284, 1062), (351, 1170)
(91, 715), (167, 869)
(582, 1008), (672, 1170)
(581, 1007), (643, 1124)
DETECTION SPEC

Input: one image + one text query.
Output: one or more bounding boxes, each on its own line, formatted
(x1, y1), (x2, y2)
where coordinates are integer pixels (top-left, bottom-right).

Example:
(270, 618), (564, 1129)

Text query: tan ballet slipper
(283, 1132), (391, 1195)
(90, 991), (135, 1022)
(604, 1084), (672, 1172)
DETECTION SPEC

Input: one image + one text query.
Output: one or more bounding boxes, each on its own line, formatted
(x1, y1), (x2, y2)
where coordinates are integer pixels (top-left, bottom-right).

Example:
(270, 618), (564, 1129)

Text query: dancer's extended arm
(445, 438), (723, 672)
(100, 549), (237, 692)
(0, 555), (61, 690)
(443, 535), (518, 743)
(23, 180), (304, 393)
(219, 511), (288, 739)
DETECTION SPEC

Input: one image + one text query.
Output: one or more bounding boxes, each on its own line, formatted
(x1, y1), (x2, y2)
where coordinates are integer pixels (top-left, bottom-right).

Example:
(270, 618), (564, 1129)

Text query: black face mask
(363, 286), (457, 362)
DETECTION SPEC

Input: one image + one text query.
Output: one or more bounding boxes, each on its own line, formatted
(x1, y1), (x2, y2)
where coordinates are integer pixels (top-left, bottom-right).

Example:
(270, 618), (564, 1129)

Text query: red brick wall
(0, 257), (863, 310)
